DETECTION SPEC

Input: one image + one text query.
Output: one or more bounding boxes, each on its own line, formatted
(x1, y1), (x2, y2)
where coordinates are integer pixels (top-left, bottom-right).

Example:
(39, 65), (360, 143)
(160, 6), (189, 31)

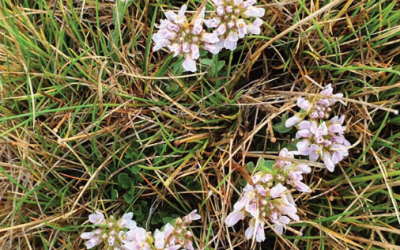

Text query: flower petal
(225, 210), (245, 227)
(270, 183), (287, 198)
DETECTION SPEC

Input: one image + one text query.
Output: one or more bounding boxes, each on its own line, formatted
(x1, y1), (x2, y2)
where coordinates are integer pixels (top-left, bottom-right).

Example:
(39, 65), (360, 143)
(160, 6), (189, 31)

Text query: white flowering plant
(226, 84), (350, 242)
(81, 210), (201, 250)
(152, 1), (265, 72)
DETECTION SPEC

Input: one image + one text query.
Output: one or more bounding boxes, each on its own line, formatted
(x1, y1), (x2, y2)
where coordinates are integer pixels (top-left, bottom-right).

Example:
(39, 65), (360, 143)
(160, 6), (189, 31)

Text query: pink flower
(118, 212), (137, 229)
(153, 5), (219, 72)
(124, 227), (152, 250)
(183, 210), (201, 223)
(287, 84), (345, 122)
(275, 201), (298, 221)
(216, 6), (225, 16)
(201, 33), (219, 43)
(245, 218), (265, 242)
(184, 241), (194, 250)
(204, 17), (220, 28)
(85, 236), (100, 249)
(182, 54), (196, 72)
(275, 148), (295, 169)
(296, 163), (311, 173)
(270, 183), (287, 198)
(297, 98), (311, 110)
(236, 19), (247, 38)
(295, 181), (311, 193)
(270, 212), (290, 234)
(295, 116), (349, 171)
(205, 0), (265, 50)
(331, 144), (349, 163)
(247, 18), (263, 34)
(285, 114), (303, 127)
(286, 171), (311, 193)
(88, 211), (105, 225)
(81, 232), (95, 240)
(252, 172), (272, 184)
(322, 150), (335, 172)
(225, 210), (246, 226)
(214, 23), (226, 35)
(226, 169), (301, 242)
(244, 6), (265, 17)
(273, 148), (312, 193)
(153, 212), (198, 250)
(320, 84), (344, 105)
(163, 223), (174, 239)
(154, 229), (165, 249)
(224, 31), (239, 50)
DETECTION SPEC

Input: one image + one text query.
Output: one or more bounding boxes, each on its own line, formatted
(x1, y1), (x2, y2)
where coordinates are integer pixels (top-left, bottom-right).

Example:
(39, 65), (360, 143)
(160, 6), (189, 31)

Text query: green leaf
(112, 188), (119, 200)
(128, 186), (135, 194)
(162, 216), (175, 224)
(139, 133), (148, 140)
(133, 204), (142, 215)
(247, 161), (255, 172)
(258, 158), (274, 172)
(151, 216), (159, 225)
(126, 148), (139, 161)
(134, 173), (144, 182)
(118, 173), (132, 189)
(273, 114), (292, 133)
(239, 178), (248, 186)
(202, 58), (213, 66)
(155, 144), (166, 155)
(136, 213), (144, 220)
(165, 82), (179, 93)
(131, 165), (140, 174)
(124, 192), (134, 203)
(184, 176), (201, 191)
(216, 61), (225, 71)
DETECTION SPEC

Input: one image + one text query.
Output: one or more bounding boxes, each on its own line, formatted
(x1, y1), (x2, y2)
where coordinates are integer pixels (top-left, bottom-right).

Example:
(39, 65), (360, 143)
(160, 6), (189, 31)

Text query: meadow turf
(0, 0), (400, 249)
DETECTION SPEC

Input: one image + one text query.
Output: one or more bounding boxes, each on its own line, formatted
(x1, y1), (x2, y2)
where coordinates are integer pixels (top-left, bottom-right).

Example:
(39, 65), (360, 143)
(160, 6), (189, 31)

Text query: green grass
(0, 0), (400, 249)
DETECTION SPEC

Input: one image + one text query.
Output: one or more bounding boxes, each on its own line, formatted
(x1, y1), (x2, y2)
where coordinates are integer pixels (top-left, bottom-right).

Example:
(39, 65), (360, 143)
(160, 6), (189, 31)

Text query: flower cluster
(81, 210), (200, 250)
(153, 1), (265, 72)
(226, 84), (349, 242)
(80, 211), (137, 249)
(205, 0), (265, 51)
(273, 148), (312, 193)
(153, 5), (219, 72)
(225, 171), (300, 241)
(154, 210), (201, 250)
(285, 84), (344, 127)
(225, 149), (313, 242)
(285, 84), (349, 172)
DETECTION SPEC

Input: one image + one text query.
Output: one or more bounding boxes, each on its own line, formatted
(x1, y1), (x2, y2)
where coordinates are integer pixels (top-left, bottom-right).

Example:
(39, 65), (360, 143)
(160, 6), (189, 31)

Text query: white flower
(225, 173), (300, 242)
(244, 6), (265, 17)
(224, 31), (239, 50)
(82, 211), (139, 249)
(153, 5), (219, 72)
(154, 229), (165, 249)
(270, 183), (287, 198)
(295, 116), (349, 172)
(183, 210), (201, 223)
(225, 209), (246, 227)
(287, 84), (345, 123)
(85, 236), (100, 249)
(81, 232), (95, 240)
(118, 212), (137, 229)
(88, 211), (105, 225)
(205, 0), (265, 50)
(245, 218), (265, 242)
